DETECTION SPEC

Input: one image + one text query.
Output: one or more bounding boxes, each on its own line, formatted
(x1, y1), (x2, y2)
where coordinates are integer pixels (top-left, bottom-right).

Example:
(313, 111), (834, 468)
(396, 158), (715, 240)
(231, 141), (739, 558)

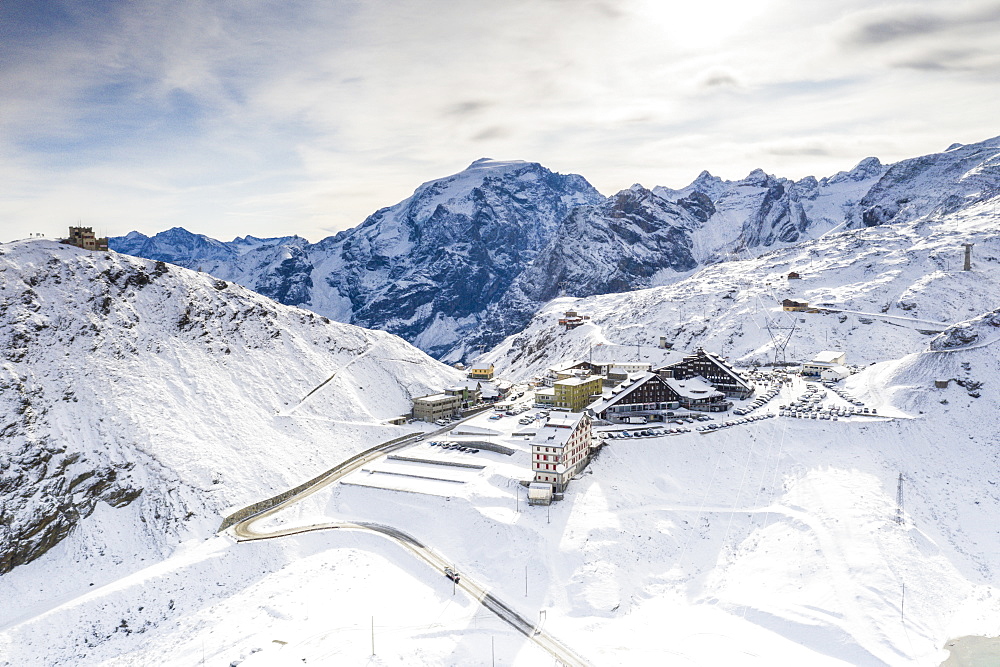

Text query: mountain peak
(742, 168), (770, 186)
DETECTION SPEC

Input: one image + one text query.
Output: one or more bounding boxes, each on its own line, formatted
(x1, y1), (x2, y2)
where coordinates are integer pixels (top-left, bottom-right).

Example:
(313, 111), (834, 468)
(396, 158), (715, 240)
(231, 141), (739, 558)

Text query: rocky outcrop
(860, 137), (1000, 227)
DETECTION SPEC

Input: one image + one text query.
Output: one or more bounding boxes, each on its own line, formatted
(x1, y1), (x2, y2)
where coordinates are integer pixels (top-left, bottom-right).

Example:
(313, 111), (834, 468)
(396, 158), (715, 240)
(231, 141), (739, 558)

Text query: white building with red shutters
(529, 412), (592, 494)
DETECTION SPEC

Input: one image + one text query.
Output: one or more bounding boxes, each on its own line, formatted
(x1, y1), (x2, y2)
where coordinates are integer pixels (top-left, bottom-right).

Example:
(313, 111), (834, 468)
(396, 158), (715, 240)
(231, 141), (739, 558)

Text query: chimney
(963, 243), (974, 271)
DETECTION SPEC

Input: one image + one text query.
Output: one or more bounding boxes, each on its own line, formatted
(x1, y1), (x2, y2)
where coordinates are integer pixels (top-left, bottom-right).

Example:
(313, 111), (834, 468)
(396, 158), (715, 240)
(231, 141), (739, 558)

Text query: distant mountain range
(111, 137), (1000, 360)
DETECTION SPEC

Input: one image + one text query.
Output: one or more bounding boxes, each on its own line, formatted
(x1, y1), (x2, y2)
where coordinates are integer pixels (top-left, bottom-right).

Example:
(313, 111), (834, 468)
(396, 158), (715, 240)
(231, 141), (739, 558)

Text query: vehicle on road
(445, 567), (460, 583)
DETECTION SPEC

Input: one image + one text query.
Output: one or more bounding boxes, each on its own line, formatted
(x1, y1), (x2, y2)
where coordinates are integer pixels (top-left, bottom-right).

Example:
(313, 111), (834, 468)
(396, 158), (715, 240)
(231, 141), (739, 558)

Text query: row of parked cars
(602, 426), (691, 439)
(698, 413), (775, 432)
(733, 385), (781, 416)
(667, 414), (712, 424)
(428, 441), (480, 454)
(780, 405), (876, 419)
(826, 384), (866, 406)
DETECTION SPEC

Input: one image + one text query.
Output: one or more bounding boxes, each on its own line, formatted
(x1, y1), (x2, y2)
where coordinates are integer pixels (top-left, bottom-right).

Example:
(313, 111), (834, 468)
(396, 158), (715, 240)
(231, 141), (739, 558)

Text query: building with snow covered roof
(802, 350), (848, 377)
(664, 376), (728, 412)
(657, 347), (753, 400)
(782, 298), (809, 311)
(541, 361), (592, 387)
(530, 412), (592, 493)
(587, 372), (681, 421)
(411, 393), (462, 422)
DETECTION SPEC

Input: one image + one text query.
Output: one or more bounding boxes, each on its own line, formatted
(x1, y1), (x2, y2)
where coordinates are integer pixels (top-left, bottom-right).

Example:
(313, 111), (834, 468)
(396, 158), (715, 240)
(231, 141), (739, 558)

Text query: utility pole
(492, 636), (495, 667)
(895, 473), (904, 525)
(371, 616), (375, 655)
(525, 565), (528, 597)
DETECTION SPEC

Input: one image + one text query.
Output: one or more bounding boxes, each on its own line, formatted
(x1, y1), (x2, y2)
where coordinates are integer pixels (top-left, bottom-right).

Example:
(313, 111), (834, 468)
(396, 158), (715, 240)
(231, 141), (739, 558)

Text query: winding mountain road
(225, 421), (591, 667)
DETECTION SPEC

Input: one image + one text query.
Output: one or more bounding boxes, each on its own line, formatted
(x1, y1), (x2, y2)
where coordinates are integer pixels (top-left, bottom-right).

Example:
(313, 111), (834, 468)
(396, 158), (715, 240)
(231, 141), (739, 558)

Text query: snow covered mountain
(111, 137), (1000, 364)
(0, 239), (461, 577)
(478, 192), (1000, 381)
(111, 159), (602, 358)
(458, 184), (703, 358)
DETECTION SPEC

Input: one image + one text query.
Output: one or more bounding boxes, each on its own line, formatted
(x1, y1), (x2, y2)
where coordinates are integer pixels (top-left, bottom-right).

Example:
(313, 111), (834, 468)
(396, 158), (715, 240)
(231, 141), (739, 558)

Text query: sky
(1, 0), (999, 243)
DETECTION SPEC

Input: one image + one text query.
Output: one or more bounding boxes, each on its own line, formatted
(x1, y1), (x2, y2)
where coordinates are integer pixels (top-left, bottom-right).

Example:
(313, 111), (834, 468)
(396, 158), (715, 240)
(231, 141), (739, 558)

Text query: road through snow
(225, 423), (592, 667)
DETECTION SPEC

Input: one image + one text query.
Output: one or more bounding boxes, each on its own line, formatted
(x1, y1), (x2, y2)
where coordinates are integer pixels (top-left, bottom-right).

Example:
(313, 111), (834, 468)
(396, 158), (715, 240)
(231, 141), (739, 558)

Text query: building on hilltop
(530, 411), (592, 496)
(656, 347), (754, 400)
(558, 310), (591, 330)
(61, 226), (109, 252)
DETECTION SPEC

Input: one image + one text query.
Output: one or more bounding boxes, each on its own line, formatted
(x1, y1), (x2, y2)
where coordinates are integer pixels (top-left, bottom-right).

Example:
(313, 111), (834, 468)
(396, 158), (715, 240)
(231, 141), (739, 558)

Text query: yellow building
(553, 375), (604, 412)
(61, 226), (109, 252)
(468, 363), (494, 380)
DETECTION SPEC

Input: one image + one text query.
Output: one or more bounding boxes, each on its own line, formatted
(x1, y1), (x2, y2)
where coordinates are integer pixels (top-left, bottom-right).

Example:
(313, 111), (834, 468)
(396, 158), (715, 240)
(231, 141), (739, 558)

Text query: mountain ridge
(110, 136), (1000, 360)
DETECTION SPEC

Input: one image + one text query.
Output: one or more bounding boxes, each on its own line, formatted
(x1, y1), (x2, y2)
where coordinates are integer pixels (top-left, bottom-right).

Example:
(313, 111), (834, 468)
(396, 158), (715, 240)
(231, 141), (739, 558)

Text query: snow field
(240, 350), (1000, 665)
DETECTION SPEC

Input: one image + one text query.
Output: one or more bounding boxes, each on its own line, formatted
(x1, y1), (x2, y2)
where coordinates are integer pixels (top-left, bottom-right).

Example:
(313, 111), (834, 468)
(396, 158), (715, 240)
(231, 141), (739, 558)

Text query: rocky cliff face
(860, 138), (1000, 226)
(456, 185), (701, 358)
(112, 159), (602, 358)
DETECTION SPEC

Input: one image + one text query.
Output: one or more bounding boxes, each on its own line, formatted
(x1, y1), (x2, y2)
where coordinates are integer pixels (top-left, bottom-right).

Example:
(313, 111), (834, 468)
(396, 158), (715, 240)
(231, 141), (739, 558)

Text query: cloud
(2, 0), (1000, 244)
(698, 69), (744, 90)
(443, 100), (493, 117)
(471, 126), (511, 141)
(765, 144), (834, 157)
(842, 3), (1000, 46)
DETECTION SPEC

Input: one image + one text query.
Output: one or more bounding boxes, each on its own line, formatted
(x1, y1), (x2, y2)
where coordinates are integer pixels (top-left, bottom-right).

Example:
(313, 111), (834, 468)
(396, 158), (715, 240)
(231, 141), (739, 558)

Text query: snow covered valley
(2, 225), (1000, 665)
(3, 291), (1000, 664)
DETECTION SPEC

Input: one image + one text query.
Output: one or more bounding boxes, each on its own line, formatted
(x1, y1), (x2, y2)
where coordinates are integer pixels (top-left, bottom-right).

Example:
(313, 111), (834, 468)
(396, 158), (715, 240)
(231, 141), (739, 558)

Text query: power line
(895, 473), (904, 525)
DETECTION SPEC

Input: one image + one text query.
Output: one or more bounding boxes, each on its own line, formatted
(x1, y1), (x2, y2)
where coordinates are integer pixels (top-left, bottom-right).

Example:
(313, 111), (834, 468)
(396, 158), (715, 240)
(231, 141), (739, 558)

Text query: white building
(529, 412), (592, 493)
(802, 350), (847, 377)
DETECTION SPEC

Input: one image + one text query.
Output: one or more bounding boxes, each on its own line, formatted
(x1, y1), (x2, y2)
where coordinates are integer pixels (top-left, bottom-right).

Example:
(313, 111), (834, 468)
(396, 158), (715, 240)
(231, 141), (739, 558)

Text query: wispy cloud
(1, 0), (999, 243)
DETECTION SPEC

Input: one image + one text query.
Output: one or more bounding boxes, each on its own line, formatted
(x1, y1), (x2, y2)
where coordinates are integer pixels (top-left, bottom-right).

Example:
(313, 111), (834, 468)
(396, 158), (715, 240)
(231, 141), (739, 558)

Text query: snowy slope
(0, 239), (461, 578)
(479, 195), (1000, 382)
(7, 312), (998, 665)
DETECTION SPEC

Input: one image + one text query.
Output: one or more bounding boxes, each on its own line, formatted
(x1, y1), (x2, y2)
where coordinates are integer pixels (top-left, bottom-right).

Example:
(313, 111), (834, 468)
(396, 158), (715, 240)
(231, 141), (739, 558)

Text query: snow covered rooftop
(555, 374), (602, 387)
(531, 412), (586, 449)
(413, 393), (455, 404)
(586, 371), (659, 414)
(812, 350), (846, 363)
(665, 375), (723, 400)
